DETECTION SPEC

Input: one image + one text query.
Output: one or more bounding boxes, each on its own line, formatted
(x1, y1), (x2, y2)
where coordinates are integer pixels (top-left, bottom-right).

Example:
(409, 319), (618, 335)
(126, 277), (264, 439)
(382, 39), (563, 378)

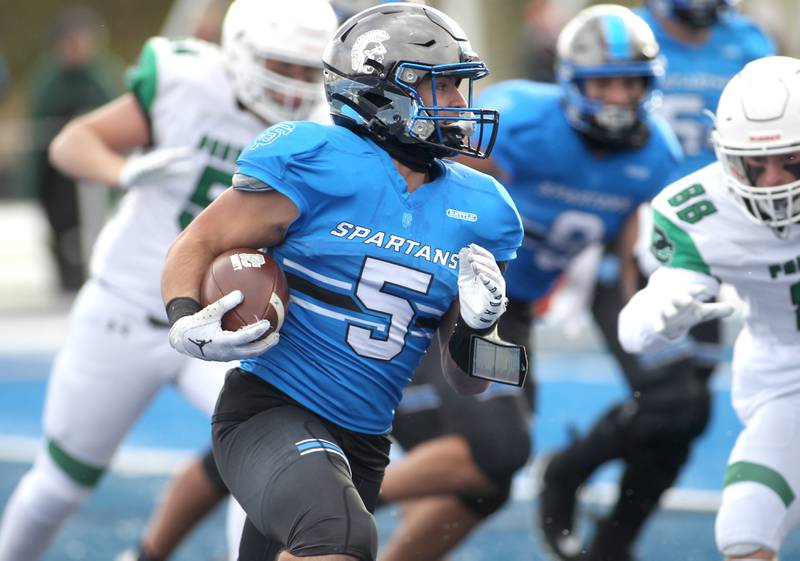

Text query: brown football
(200, 248), (290, 334)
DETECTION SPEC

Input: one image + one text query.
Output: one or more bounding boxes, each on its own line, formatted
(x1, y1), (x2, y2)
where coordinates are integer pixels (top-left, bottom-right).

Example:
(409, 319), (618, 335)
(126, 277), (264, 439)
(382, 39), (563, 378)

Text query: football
(200, 248), (290, 334)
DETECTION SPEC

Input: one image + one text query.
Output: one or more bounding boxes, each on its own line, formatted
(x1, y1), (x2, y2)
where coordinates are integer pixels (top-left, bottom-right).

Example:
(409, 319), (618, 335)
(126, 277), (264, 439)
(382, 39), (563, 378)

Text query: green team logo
(651, 225), (674, 263)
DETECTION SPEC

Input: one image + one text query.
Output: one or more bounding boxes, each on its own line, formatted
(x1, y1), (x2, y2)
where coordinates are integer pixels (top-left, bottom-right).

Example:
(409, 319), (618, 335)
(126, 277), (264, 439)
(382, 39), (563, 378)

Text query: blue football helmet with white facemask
(322, 2), (498, 170)
(557, 4), (664, 150)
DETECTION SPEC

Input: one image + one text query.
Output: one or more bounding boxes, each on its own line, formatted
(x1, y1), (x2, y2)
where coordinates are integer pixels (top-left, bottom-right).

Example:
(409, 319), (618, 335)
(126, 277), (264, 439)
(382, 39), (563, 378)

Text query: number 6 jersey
(89, 37), (283, 319)
(233, 121), (523, 435)
(650, 162), (800, 417)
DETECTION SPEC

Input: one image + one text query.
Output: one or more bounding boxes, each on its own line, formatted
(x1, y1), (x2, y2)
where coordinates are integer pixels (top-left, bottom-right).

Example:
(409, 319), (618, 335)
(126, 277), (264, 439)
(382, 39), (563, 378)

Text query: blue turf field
(1, 351), (799, 560)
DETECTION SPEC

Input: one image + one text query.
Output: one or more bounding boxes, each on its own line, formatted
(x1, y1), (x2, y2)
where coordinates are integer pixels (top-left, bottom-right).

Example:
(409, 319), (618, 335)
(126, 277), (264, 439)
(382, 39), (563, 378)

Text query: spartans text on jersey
(330, 222), (459, 270)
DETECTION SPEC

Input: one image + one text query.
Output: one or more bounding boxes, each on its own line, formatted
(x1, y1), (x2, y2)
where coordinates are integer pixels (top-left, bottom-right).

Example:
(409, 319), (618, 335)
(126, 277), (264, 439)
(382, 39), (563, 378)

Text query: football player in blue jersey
(161, 4), (525, 561)
(376, 5), (687, 561)
(637, 0), (775, 177)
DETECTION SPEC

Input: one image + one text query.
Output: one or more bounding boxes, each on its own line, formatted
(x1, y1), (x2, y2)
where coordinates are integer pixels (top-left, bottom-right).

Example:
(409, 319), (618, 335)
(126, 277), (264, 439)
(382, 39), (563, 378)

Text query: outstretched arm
(48, 93), (150, 187)
(618, 267), (733, 354)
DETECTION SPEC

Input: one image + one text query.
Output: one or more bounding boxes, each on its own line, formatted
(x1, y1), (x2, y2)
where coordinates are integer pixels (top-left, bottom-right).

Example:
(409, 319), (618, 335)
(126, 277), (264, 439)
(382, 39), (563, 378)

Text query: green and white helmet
(222, 0), (338, 123)
(713, 56), (800, 231)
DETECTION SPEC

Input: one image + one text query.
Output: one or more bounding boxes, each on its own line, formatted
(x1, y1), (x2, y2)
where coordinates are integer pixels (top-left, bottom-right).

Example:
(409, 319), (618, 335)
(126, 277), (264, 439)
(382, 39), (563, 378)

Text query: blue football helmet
(648, 0), (735, 28)
(556, 4), (664, 149)
(322, 2), (498, 167)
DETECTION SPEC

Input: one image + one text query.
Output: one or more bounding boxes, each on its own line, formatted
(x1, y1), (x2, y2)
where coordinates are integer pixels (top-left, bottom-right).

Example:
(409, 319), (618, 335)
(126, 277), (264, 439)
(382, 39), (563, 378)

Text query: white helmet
(712, 56), (800, 231)
(222, 0), (339, 123)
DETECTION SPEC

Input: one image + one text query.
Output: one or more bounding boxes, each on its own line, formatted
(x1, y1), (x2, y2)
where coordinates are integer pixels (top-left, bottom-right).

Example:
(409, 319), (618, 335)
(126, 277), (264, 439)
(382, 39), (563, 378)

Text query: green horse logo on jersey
(651, 225), (675, 264)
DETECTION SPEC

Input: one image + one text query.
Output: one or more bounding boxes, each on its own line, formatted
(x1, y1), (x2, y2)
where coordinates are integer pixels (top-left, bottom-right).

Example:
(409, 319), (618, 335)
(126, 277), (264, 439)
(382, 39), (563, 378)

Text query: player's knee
(458, 477), (512, 518)
(715, 482), (784, 557)
(45, 437), (106, 488)
(285, 485), (378, 560)
(261, 469), (378, 560)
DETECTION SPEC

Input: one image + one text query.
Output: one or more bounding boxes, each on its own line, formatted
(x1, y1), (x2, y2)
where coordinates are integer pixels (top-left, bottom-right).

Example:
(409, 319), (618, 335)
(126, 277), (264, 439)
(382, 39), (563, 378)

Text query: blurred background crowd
(0, 0), (796, 310)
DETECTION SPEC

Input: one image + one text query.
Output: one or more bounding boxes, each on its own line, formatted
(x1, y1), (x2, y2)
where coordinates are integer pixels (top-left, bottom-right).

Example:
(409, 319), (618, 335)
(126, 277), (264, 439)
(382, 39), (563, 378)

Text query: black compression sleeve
(447, 316), (494, 373)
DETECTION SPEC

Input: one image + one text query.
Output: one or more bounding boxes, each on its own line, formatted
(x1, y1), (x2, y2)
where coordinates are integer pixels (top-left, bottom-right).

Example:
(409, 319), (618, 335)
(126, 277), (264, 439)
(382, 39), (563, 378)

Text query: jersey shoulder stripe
(651, 207), (710, 275)
(126, 37), (159, 115)
(650, 166), (722, 274)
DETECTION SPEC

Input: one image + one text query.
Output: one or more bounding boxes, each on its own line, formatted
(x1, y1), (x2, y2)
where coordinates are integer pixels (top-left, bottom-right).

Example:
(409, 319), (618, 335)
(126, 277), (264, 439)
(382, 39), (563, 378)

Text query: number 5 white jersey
(649, 162), (800, 419)
(89, 37), (325, 319)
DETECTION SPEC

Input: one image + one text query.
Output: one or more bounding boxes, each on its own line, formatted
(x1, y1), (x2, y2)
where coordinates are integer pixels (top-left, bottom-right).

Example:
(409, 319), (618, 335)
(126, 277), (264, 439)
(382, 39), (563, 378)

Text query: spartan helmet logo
(351, 30), (390, 74)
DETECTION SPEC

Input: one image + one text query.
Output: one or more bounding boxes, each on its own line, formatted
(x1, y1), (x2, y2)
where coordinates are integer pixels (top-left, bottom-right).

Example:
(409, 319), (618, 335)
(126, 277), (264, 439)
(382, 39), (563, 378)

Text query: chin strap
(378, 137), (439, 173)
(334, 115), (439, 173)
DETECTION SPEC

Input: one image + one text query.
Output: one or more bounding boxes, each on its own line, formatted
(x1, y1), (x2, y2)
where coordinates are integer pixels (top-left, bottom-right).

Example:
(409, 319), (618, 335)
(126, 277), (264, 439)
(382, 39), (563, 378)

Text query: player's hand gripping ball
(169, 248), (290, 362)
(200, 248), (290, 336)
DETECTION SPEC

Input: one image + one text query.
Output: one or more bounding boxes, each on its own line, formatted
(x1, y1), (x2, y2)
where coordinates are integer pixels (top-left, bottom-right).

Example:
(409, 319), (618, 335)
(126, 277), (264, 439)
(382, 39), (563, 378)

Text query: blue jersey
(480, 81), (682, 303)
(234, 122), (522, 434)
(636, 7), (775, 177)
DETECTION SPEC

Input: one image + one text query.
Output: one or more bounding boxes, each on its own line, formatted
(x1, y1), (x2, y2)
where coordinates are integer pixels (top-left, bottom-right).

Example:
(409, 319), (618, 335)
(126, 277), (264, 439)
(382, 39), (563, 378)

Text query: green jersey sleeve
(651, 208), (711, 275)
(125, 38), (158, 117)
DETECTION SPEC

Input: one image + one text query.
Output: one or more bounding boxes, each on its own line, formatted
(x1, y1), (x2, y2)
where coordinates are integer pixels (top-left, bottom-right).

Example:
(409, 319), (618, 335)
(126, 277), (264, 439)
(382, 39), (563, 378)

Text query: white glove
(168, 290), (279, 362)
(119, 146), (194, 189)
(457, 243), (508, 329)
(653, 285), (735, 340)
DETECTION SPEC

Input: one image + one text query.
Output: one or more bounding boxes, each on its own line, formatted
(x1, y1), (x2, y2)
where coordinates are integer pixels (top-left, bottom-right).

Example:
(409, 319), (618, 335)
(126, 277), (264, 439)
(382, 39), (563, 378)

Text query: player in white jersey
(0, 2), (338, 561)
(619, 56), (800, 561)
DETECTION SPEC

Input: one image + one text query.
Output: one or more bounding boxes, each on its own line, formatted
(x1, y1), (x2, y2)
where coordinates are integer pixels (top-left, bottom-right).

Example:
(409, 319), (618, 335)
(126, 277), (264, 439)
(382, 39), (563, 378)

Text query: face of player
(264, 59), (322, 109)
(417, 75), (468, 112)
(741, 152), (800, 187)
(583, 76), (646, 109)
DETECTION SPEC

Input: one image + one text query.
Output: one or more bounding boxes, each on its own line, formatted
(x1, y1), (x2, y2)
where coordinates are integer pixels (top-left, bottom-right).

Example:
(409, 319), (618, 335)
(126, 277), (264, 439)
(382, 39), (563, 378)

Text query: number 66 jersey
(649, 162), (800, 419)
(89, 37), (277, 320)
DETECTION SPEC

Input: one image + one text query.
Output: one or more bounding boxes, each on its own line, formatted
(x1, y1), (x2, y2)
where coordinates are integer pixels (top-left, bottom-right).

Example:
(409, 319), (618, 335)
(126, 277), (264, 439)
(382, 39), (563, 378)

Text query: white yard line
(0, 435), (721, 512)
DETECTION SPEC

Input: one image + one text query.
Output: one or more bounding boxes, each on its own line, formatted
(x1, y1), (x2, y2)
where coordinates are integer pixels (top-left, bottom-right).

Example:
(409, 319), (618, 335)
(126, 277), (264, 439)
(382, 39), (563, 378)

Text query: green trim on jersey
(125, 39), (158, 116)
(652, 209), (711, 275)
(47, 438), (105, 487)
(723, 461), (795, 508)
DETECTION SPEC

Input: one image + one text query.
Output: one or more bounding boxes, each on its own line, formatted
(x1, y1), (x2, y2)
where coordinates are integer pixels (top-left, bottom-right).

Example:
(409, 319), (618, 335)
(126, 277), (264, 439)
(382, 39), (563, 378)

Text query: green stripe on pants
(723, 461), (794, 508)
(47, 438), (105, 487)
